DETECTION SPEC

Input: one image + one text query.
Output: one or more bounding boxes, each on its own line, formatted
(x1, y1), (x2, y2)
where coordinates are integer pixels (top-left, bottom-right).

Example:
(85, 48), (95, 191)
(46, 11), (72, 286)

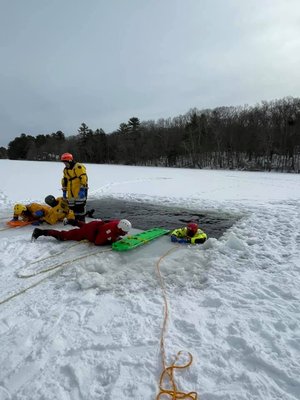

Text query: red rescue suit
(46, 220), (125, 245)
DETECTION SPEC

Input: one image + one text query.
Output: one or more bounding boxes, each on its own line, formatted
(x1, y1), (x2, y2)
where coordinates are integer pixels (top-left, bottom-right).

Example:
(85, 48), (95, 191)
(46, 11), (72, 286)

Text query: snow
(0, 159), (299, 400)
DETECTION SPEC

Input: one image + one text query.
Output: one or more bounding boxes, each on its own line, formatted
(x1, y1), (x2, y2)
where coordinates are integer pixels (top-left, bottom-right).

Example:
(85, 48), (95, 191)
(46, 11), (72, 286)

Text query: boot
(76, 215), (85, 223)
(85, 209), (95, 218)
(65, 219), (79, 227)
(31, 228), (49, 241)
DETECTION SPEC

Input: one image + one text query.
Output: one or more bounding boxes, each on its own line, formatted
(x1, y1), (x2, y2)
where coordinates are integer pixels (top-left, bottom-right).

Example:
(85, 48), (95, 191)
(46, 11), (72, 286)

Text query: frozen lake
(87, 197), (239, 238)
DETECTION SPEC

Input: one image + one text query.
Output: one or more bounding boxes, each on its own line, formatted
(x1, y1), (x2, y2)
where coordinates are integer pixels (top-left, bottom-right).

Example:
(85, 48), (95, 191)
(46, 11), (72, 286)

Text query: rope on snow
(155, 245), (198, 400)
(0, 248), (111, 305)
(18, 248), (112, 278)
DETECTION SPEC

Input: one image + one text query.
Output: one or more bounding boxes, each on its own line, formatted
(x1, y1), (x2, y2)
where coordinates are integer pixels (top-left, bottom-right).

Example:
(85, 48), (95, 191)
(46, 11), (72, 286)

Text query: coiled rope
(155, 246), (198, 400)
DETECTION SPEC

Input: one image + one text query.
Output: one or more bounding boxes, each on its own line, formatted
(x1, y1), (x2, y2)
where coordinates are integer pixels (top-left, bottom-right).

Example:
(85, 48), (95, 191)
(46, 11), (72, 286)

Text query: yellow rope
(155, 246), (198, 400)
(157, 351), (197, 399)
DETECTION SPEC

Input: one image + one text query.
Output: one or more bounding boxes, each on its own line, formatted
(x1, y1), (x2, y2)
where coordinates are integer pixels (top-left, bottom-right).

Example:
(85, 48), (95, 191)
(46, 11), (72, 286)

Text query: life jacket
(170, 227), (207, 244)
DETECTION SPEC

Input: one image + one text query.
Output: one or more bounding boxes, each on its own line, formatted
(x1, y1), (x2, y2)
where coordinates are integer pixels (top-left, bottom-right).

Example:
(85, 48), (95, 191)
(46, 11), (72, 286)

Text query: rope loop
(157, 351), (197, 400)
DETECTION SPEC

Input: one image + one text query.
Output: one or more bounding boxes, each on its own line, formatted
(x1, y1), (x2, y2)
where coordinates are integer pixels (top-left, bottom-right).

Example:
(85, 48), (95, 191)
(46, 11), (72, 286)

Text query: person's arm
(41, 209), (56, 225)
(170, 228), (184, 237)
(61, 174), (68, 198)
(170, 228), (189, 243)
(66, 209), (75, 219)
(74, 164), (88, 186)
(94, 230), (108, 246)
(73, 164), (88, 199)
(190, 230), (207, 244)
(93, 223), (114, 245)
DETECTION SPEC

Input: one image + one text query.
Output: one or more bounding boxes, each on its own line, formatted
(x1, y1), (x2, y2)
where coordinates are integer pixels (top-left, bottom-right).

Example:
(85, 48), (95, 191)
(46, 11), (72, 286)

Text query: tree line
(3, 96), (300, 172)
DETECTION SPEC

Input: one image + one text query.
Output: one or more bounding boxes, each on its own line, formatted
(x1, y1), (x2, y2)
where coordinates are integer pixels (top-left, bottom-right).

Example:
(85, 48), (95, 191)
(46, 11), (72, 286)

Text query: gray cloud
(1, 0), (300, 147)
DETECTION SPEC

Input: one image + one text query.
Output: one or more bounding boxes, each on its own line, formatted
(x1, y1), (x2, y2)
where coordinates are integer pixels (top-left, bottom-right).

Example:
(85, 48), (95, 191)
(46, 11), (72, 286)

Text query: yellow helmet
(14, 204), (27, 215)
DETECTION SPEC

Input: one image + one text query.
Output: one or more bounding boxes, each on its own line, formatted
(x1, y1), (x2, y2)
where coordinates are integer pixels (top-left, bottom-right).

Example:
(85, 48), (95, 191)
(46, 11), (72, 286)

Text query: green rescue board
(112, 228), (170, 252)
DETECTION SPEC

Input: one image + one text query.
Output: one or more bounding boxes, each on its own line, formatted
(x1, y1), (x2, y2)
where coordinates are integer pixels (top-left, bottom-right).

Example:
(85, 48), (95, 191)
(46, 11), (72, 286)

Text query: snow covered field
(0, 160), (299, 400)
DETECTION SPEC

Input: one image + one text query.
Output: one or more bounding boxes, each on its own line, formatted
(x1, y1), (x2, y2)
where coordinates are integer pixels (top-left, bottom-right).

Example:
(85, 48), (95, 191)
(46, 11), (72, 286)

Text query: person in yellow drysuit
(60, 153), (88, 222)
(42, 195), (75, 225)
(12, 203), (51, 225)
(170, 222), (207, 244)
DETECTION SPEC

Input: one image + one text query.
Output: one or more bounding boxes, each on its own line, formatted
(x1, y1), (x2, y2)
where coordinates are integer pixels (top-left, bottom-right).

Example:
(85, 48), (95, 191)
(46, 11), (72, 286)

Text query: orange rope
(155, 246), (198, 400)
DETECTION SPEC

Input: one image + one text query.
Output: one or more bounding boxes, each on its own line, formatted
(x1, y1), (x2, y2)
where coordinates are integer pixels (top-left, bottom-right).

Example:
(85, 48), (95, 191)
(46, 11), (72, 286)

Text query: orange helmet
(187, 222), (198, 236)
(61, 153), (73, 161)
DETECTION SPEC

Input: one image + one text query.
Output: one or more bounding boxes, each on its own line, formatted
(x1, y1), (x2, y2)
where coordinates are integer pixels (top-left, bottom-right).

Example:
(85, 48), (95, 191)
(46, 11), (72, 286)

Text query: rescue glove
(34, 210), (44, 217)
(171, 235), (188, 244)
(179, 238), (189, 244)
(78, 188), (86, 199)
(63, 218), (79, 227)
(85, 209), (95, 218)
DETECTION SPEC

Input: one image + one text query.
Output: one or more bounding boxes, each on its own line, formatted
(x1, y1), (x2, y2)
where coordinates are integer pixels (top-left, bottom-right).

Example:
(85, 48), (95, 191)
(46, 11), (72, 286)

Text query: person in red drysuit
(31, 219), (132, 246)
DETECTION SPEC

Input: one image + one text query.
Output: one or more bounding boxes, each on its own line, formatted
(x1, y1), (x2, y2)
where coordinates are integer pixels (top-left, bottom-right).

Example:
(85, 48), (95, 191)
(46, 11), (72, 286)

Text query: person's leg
(73, 201), (87, 222)
(32, 228), (62, 241)
(32, 228), (65, 241)
(32, 227), (86, 241)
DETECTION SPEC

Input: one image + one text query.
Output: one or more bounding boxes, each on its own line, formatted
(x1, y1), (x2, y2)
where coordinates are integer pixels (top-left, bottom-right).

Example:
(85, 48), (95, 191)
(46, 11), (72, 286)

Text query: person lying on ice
(170, 222), (207, 244)
(43, 195), (95, 225)
(31, 219), (132, 246)
(11, 203), (51, 225)
(42, 195), (76, 225)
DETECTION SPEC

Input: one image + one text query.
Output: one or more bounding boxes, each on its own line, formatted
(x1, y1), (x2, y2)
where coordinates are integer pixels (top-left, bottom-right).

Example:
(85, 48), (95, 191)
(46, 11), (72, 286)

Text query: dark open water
(87, 198), (239, 239)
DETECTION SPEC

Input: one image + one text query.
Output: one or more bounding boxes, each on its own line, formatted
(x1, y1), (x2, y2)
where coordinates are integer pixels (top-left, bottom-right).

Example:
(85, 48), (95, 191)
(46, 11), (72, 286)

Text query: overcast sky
(1, 0), (300, 148)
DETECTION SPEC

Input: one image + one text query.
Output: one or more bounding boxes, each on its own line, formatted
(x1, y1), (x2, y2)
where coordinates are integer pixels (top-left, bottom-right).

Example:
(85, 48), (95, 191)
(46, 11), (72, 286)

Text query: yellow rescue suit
(14, 203), (51, 222)
(170, 227), (207, 244)
(61, 162), (88, 200)
(42, 197), (75, 225)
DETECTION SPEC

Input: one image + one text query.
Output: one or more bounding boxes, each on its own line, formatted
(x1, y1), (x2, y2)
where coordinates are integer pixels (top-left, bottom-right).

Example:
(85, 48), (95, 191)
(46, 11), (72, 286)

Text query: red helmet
(61, 153), (73, 161)
(187, 222), (198, 236)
